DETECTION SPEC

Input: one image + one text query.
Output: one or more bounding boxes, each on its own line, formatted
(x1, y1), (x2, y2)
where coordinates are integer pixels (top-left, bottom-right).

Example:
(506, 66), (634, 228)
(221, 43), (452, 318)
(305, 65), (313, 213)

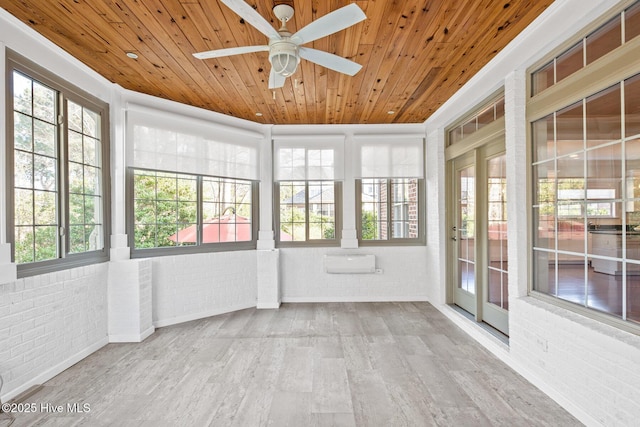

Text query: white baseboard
(109, 326), (155, 343)
(256, 302), (281, 309)
(153, 302), (256, 328)
(282, 296), (429, 303)
(1, 337), (108, 402)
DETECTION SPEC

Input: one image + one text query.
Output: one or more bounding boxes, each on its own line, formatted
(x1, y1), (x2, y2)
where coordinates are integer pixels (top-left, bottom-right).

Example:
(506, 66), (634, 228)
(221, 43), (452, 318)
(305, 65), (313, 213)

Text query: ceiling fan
(193, 0), (366, 89)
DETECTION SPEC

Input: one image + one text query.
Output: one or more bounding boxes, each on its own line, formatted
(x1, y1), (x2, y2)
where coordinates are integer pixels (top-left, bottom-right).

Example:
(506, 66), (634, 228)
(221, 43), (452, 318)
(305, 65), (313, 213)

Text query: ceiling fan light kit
(193, 0), (366, 89)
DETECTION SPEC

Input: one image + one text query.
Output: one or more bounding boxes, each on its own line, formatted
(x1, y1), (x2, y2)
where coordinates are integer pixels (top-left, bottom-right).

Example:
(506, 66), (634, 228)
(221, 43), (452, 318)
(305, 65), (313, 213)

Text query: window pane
(280, 181), (306, 241)
(68, 130), (83, 163)
(586, 16), (621, 65)
(13, 72), (32, 115)
(14, 226), (35, 264)
(34, 190), (57, 225)
(627, 264), (640, 323)
(14, 151), (34, 189)
(532, 114), (554, 163)
(556, 42), (583, 83)
(556, 102), (583, 157)
(83, 107), (100, 138)
(14, 112), (33, 151)
(587, 143), (621, 202)
(625, 74), (640, 138)
(449, 126), (463, 145)
(308, 181), (335, 240)
(14, 189), (34, 226)
(84, 136), (99, 167)
(557, 254), (587, 306)
(391, 179), (418, 239)
(34, 226), (58, 261)
(586, 85), (621, 147)
(33, 155), (57, 191)
(34, 119), (56, 157)
(361, 179), (387, 240)
(532, 61), (554, 95)
(32, 81), (55, 123)
(68, 101), (82, 132)
(626, 2), (640, 42)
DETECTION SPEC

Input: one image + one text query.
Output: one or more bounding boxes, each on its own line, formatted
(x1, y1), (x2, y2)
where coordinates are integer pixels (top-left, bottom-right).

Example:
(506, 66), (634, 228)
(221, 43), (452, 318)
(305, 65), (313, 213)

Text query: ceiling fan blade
(220, 0), (281, 40)
(193, 45), (269, 60)
(291, 3), (366, 45)
(299, 47), (362, 76)
(269, 68), (286, 89)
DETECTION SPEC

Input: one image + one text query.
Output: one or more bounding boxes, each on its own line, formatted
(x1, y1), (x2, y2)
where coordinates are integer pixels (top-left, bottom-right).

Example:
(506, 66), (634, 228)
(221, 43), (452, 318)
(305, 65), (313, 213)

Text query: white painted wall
(0, 265), (108, 402)
(425, 1), (640, 425)
(280, 247), (428, 302)
(151, 251), (258, 327)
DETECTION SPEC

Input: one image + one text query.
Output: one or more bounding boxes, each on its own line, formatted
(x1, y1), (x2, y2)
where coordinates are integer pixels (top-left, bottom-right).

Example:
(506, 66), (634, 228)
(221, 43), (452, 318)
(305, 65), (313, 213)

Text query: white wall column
(504, 69), (529, 298)
(109, 88), (130, 261)
(341, 133), (358, 248)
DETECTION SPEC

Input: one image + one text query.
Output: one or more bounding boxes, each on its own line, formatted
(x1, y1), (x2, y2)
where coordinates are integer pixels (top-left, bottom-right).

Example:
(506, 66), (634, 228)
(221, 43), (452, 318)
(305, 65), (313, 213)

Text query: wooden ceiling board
(1, 0), (553, 124)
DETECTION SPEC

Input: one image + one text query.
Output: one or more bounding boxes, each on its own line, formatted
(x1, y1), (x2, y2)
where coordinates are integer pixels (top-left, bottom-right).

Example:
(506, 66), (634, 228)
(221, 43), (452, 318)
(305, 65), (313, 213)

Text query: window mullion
(387, 179), (393, 241)
(197, 175), (203, 246)
(305, 181), (310, 241)
(59, 92), (67, 259)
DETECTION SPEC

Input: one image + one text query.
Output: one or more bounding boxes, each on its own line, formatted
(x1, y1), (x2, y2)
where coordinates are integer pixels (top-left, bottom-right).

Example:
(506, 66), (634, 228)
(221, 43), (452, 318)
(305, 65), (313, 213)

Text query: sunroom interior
(1, 0), (640, 425)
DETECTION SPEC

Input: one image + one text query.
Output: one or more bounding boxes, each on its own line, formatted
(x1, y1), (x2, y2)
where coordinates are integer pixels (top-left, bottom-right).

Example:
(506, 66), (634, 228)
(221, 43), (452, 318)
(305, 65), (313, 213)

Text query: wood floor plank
(311, 358), (353, 414)
(4, 302), (581, 426)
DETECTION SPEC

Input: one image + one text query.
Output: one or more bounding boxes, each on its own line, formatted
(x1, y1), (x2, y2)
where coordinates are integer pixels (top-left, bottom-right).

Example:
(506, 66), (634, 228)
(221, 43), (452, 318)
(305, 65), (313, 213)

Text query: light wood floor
(3, 302), (580, 426)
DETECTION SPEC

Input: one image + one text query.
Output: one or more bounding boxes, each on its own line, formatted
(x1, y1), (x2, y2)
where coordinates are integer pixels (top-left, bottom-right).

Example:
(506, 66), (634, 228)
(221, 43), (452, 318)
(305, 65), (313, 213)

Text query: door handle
(451, 236), (457, 241)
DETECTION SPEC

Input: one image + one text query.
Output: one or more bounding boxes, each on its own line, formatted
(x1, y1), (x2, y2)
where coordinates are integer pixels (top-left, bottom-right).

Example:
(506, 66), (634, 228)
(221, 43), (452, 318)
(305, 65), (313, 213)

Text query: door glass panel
(487, 155), (508, 310)
(458, 165), (475, 294)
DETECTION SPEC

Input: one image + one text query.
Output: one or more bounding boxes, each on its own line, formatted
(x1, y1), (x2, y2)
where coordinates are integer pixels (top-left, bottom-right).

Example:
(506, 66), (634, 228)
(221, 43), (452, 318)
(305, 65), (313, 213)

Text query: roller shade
(274, 136), (345, 181)
(352, 135), (424, 178)
(126, 105), (261, 180)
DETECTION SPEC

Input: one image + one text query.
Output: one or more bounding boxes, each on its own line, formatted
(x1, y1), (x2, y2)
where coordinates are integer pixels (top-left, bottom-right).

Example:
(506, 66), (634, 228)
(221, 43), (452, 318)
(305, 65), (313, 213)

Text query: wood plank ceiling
(2, 0), (553, 124)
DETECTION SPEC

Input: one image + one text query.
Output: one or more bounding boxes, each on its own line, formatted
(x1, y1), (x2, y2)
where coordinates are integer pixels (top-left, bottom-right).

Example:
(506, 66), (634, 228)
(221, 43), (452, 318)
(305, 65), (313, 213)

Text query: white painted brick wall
(280, 247), (428, 302)
(108, 258), (154, 342)
(510, 298), (640, 426)
(152, 250), (258, 327)
(0, 264), (108, 400)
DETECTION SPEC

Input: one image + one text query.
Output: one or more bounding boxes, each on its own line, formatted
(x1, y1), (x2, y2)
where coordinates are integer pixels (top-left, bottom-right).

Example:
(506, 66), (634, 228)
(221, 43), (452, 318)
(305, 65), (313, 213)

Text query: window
(353, 136), (425, 245)
(273, 138), (344, 246)
(276, 180), (340, 243)
(531, 73), (640, 328)
(531, 1), (640, 96)
(448, 96), (505, 145)
(358, 178), (423, 243)
(129, 169), (257, 254)
(125, 103), (261, 255)
(7, 52), (110, 276)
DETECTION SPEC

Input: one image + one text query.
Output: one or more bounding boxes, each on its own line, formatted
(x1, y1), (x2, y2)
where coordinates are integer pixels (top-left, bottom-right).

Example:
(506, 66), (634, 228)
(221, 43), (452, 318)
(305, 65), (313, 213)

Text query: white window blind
(274, 136), (345, 181)
(126, 105), (261, 180)
(352, 135), (424, 178)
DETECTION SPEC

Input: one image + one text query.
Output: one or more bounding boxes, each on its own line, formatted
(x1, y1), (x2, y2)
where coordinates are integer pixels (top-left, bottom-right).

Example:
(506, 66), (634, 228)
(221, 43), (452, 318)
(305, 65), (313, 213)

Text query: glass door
(450, 141), (509, 335)
(452, 152), (477, 316)
(483, 150), (509, 334)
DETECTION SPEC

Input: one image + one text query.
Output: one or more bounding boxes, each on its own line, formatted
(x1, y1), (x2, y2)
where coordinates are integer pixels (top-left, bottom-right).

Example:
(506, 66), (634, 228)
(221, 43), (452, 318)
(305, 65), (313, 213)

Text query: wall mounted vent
(324, 254), (375, 274)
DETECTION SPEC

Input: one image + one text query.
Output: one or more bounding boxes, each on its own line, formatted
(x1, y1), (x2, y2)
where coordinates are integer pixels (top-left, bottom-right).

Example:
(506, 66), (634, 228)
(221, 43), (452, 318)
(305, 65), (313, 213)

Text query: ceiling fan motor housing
(269, 40), (299, 77)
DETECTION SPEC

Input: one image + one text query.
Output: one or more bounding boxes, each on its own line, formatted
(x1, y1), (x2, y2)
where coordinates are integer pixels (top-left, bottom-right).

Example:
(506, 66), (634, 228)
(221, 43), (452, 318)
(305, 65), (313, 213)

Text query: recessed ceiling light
(255, 112), (263, 117)
(387, 110), (395, 115)
(126, 52), (138, 59)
